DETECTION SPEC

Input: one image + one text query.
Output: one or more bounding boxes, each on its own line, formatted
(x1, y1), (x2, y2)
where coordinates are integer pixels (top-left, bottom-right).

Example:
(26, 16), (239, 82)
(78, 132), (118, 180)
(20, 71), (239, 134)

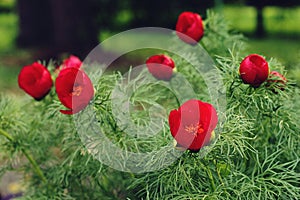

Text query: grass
(99, 30), (170, 58)
(246, 38), (300, 66)
(0, 12), (31, 94)
(0, 12), (17, 50)
(0, 12), (18, 93)
(223, 5), (300, 35)
(0, 66), (19, 91)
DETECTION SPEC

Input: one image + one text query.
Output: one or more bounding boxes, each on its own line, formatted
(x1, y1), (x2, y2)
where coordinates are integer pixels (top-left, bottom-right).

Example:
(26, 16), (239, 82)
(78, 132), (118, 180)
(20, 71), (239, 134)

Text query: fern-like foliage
(0, 10), (299, 200)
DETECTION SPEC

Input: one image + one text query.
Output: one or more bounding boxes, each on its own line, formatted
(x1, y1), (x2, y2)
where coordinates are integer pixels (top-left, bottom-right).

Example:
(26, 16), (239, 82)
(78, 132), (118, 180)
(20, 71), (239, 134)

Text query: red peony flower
(18, 62), (53, 100)
(239, 54), (269, 87)
(176, 11), (204, 45)
(146, 54), (175, 81)
(168, 99), (218, 152)
(267, 71), (287, 91)
(61, 55), (82, 69)
(55, 67), (94, 114)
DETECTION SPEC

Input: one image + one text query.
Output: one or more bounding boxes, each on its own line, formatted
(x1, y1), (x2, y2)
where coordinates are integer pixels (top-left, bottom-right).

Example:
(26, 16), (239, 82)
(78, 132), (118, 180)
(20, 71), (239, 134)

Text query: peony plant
(0, 10), (299, 200)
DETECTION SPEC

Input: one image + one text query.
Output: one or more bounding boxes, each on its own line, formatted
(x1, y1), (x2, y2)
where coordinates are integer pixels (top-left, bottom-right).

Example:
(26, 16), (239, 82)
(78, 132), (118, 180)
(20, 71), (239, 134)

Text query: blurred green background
(0, 0), (299, 95)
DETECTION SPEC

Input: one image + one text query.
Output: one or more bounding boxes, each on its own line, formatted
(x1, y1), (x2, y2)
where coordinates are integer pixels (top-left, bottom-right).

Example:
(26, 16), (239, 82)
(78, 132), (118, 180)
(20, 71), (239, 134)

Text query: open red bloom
(168, 99), (218, 152)
(146, 55), (175, 81)
(61, 55), (82, 69)
(55, 67), (94, 114)
(18, 62), (53, 100)
(239, 54), (269, 87)
(176, 11), (204, 45)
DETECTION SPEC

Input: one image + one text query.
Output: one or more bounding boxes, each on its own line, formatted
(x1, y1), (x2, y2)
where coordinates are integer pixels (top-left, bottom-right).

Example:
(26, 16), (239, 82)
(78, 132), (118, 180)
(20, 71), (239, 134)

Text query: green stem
(0, 128), (47, 183)
(199, 40), (209, 53)
(200, 161), (216, 191)
(206, 166), (216, 191)
(0, 128), (14, 141)
(21, 148), (47, 183)
(173, 92), (181, 108)
(167, 81), (182, 108)
(214, 160), (224, 185)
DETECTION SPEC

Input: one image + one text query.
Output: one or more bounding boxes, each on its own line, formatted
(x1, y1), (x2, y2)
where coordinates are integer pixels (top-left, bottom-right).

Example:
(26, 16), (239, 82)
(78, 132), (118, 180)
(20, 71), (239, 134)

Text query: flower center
(184, 123), (204, 136)
(71, 85), (83, 96)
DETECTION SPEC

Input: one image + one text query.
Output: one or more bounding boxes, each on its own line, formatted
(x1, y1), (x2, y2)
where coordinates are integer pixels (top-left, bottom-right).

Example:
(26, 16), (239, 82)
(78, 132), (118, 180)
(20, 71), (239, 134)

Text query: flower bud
(146, 54), (175, 81)
(176, 11), (204, 45)
(267, 70), (287, 92)
(239, 54), (269, 87)
(18, 62), (53, 100)
(61, 55), (82, 69)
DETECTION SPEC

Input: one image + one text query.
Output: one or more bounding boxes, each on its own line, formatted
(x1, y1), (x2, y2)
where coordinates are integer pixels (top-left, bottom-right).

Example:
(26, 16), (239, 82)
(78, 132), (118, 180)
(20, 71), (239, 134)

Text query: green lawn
(0, 12), (31, 94)
(0, 66), (19, 93)
(223, 5), (300, 35)
(247, 38), (300, 66)
(0, 12), (17, 50)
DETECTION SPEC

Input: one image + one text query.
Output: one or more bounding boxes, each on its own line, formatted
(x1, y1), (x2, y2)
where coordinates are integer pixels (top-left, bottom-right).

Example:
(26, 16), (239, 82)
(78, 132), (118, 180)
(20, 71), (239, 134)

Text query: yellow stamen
(71, 85), (82, 96)
(184, 123), (204, 136)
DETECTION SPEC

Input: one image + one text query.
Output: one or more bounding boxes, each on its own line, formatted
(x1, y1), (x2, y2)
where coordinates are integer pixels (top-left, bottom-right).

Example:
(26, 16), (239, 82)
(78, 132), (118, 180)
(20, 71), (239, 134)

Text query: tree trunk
(255, 6), (265, 38)
(17, 0), (99, 59)
(17, 0), (53, 47)
(49, 0), (99, 58)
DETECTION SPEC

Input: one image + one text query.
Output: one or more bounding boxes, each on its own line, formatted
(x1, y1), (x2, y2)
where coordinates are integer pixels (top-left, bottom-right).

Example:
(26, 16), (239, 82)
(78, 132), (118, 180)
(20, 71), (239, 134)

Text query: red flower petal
(168, 99), (218, 151)
(267, 71), (287, 92)
(61, 55), (82, 69)
(176, 12), (204, 45)
(60, 109), (74, 115)
(18, 62), (53, 100)
(55, 67), (94, 115)
(169, 109), (181, 138)
(239, 54), (269, 87)
(146, 55), (175, 81)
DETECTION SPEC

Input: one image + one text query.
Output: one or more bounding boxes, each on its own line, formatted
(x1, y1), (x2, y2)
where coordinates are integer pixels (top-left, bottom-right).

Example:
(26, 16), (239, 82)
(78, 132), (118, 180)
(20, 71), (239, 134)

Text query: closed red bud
(61, 55), (82, 69)
(267, 71), (287, 91)
(176, 11), (204, 45)
(18, 62), (53, 100)
(146, 54), (175, 81)
(239, 54), (269, 87)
